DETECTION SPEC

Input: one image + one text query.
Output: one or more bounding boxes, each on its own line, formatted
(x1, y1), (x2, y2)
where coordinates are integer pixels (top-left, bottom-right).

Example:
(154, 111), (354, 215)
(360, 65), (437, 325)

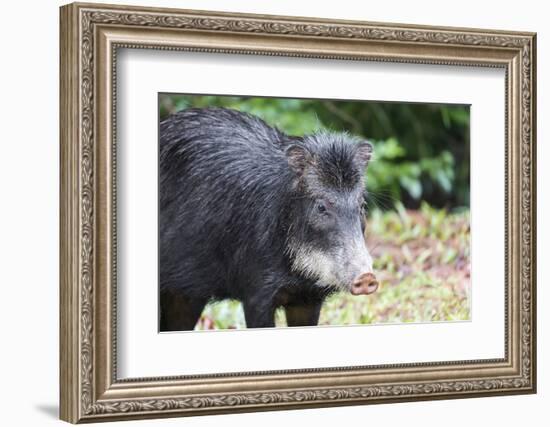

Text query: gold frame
(60, 2), (537, 423)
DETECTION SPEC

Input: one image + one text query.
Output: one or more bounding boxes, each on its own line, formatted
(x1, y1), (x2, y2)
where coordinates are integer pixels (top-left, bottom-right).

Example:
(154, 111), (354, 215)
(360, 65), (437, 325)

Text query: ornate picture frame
(60, 2), (536, 423)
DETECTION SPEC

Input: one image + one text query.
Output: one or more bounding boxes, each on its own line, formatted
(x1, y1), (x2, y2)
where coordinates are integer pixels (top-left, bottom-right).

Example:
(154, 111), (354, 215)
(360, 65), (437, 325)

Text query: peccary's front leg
(242, 298), (276, 329)
(285, 302), (323, 327)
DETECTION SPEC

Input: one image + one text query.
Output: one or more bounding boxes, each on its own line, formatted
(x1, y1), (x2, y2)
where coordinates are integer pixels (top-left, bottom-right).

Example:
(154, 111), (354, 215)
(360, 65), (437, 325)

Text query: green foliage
(195, 204), (471, 330)
(367, 138), (455, 205)
(160, 94), (470, 209)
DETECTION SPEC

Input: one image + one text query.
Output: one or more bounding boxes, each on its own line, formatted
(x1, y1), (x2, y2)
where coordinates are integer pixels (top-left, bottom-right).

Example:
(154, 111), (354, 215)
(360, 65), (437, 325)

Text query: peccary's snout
(351, 272), (379, 295)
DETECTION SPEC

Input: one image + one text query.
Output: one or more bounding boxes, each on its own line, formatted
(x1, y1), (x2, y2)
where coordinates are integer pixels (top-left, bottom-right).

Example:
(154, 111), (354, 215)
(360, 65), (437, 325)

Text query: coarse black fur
(159, 107), (371, 330)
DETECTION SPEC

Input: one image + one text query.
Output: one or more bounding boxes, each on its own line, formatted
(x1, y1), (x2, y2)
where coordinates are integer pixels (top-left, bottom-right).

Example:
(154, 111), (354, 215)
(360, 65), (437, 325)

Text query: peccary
(159, 107), (378, 331)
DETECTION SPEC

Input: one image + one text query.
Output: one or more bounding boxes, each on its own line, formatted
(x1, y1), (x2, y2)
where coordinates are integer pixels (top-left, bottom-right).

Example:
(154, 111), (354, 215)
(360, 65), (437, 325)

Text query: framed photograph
(59, 2), (537, 423)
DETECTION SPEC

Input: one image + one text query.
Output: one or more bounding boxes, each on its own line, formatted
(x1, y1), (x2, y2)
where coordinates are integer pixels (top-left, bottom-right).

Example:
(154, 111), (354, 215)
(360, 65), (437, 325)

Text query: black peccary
(159, 107), (378, 331)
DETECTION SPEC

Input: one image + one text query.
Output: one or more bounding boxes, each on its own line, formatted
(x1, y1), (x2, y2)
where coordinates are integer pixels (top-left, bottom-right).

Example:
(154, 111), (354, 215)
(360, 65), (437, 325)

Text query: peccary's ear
(355, 141), (373, 169)
(286, 145), (313, 176)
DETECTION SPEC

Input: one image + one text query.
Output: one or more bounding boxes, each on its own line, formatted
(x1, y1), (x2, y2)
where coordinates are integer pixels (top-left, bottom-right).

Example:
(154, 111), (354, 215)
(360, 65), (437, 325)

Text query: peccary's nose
(351, 273), (379, 295)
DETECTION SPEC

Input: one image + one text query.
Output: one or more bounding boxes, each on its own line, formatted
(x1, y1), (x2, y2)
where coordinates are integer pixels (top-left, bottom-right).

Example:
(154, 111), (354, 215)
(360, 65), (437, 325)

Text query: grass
(195, 203), (471, 330)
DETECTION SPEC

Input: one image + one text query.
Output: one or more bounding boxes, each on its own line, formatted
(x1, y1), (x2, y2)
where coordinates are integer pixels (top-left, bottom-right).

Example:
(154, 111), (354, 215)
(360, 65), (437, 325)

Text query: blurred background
(159, 94), (471, 329)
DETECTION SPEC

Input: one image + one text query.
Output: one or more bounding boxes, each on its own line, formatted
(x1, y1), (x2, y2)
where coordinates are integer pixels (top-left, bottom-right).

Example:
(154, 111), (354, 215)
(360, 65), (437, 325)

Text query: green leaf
(400, 175), (422, 199)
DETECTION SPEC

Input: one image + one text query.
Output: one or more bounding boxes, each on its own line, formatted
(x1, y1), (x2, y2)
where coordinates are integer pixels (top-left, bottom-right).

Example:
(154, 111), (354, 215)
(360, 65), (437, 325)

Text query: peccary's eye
(316, 202), (327, 214)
